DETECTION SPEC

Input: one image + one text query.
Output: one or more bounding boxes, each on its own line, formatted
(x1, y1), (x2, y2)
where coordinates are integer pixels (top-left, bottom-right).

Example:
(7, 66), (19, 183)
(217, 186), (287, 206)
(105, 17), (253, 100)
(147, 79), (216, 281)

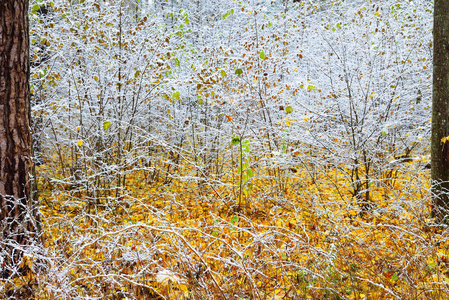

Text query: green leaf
(31, 39), (37, 44)
(39, 69), (47, 78)
(243, 140), (250, 153)
(259, 51), (266, 60)
(392, 273), (399, 281)
(222, 9), (234, 20)
(221, 70), (226, 77)
(307, 85), (316, 91)
(230, 215), (238, 224)
(173, 91), (180, 100)
(32, 4), (40, 11)
(198, 98), (203, 105)
(235, 68), (243, 76)
(247, 168), (254, 178)
(285, 106), (293, 114)
(231, 136), (240, 146)
(103, 120), (111, 130)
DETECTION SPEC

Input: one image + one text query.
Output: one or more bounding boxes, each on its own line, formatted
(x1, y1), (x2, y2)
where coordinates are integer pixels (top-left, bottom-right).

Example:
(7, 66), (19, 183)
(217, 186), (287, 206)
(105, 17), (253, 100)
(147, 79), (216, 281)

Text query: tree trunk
(431, 0), (449, 224)
(0, 0), (34, 279)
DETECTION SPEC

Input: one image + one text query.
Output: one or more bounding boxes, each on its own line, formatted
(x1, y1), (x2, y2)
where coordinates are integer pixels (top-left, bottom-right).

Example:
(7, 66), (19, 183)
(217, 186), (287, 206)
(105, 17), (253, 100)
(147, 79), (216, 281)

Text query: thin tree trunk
(0, 0), (34, 280)
(431, 0), (449, 223)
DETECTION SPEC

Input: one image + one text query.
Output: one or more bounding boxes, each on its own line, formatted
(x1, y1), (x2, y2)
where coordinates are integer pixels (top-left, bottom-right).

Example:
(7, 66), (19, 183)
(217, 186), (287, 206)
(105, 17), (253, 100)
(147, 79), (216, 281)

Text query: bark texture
(431, 0), (449, 223)
(0, 0), (33, 279)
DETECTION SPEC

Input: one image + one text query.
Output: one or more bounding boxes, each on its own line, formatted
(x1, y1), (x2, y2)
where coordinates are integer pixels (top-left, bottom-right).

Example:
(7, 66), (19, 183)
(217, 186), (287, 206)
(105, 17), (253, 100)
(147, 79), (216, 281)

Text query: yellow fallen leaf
(179, 283), (189, 297)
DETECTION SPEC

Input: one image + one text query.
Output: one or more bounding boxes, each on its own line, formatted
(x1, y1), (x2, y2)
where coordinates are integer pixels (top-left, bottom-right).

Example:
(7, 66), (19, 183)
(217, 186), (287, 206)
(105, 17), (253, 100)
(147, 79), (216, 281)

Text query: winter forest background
(5, 0), (448, 298)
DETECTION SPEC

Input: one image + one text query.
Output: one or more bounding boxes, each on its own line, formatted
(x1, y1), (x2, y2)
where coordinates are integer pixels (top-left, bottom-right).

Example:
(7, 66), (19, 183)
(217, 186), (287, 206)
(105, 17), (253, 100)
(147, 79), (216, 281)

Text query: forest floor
(5, 159), (449, 299)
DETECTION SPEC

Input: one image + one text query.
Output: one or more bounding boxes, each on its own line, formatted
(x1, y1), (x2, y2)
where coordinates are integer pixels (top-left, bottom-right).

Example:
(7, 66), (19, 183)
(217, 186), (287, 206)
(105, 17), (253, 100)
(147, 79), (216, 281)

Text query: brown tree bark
(431, 0), (449, 224)
(0, 0), (34, 279)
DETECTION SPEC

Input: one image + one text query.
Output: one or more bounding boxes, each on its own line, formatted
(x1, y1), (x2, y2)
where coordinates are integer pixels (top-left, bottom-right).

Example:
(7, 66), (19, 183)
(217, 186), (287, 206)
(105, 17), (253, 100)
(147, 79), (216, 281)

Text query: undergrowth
(3, 156), (447, 300)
